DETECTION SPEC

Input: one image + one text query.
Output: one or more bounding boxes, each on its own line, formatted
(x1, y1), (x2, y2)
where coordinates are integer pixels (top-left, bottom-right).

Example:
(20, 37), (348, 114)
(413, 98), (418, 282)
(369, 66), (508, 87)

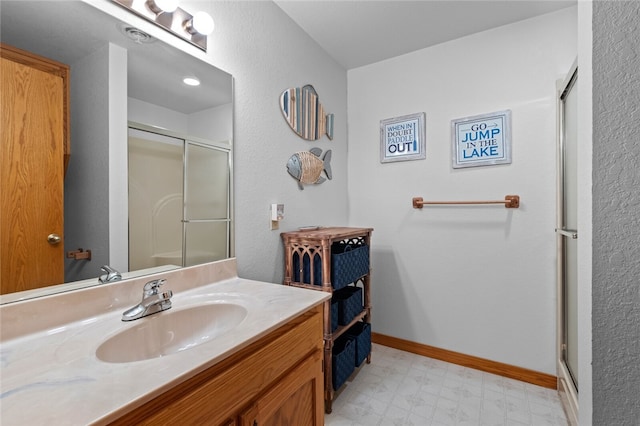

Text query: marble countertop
(0, 262), (329, 425)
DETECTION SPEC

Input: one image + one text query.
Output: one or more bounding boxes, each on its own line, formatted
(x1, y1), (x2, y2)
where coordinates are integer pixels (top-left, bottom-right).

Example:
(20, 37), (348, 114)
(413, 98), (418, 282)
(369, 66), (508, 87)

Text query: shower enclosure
(128, 124), (232, 270)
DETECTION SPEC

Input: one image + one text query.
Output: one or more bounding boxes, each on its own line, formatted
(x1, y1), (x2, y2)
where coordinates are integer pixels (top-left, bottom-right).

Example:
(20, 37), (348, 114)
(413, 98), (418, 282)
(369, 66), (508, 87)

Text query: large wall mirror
(0, 1), (234, 303)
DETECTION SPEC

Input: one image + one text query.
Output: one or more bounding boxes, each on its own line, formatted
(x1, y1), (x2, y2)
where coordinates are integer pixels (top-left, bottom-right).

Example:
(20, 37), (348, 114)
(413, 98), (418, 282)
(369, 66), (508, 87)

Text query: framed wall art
(380, 112), (426, 163)
(451, 110), (512, 169)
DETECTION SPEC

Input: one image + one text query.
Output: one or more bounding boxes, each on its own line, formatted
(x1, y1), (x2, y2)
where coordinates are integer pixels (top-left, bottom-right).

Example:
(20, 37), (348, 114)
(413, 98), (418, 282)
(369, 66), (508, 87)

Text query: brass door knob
(47, 234), (62, 245)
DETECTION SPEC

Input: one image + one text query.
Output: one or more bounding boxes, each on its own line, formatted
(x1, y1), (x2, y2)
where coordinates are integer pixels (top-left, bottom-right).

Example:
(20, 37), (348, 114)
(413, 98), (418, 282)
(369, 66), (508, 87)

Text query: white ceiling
(274, 0), (576, 69)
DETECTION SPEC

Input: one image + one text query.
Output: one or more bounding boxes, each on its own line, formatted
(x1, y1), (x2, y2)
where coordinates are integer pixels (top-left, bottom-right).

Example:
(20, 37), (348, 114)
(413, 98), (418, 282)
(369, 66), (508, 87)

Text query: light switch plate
(270, 204), (284, 230)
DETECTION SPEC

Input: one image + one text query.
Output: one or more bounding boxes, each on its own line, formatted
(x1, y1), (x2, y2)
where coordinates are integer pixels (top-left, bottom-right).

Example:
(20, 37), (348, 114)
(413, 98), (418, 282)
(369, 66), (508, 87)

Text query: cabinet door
(239, 351), (324, 426)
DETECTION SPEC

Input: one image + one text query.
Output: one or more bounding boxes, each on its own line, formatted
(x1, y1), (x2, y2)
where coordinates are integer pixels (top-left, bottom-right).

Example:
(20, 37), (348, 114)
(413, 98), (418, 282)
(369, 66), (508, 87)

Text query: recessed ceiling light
(183, 77), (200, 86)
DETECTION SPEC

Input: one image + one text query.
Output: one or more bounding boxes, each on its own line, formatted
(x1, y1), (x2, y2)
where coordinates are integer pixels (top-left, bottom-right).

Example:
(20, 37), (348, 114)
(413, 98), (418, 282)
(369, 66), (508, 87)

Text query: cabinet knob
(47, 234), (61, 245)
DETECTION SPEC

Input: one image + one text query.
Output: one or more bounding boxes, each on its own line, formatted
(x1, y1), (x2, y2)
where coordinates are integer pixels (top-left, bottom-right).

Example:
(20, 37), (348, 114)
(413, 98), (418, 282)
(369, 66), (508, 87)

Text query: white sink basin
(96, 303), (247, 363)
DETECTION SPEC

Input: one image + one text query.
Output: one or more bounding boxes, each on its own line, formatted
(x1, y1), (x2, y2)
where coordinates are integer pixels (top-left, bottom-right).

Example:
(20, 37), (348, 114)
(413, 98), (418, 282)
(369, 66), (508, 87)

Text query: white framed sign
(451, 110), (511, 169)
(380, 112), (426, 163)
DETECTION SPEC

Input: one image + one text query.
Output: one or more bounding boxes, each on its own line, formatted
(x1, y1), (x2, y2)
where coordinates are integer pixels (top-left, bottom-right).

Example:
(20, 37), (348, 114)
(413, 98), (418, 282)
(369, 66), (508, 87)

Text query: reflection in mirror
(0, 1), (233, 304)
(128, 125), (231, 270)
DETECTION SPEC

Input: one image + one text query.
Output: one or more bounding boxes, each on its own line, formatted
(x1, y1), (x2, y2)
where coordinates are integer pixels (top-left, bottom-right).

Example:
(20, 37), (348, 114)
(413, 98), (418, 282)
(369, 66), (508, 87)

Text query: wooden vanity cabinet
(108, 304), (324, 426)
(238, 352), (322, 426)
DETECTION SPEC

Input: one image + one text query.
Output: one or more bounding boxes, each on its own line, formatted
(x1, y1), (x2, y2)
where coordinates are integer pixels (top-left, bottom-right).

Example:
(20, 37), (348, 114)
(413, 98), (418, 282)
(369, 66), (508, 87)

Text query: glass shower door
(556, 63), (579, 426)
(559, 68), (579, 389)
(182, 141), (231, 267)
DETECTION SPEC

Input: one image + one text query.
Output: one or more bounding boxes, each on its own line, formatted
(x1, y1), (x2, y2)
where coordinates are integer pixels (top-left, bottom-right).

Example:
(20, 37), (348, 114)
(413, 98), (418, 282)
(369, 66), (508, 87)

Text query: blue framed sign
(380, 112), (426, 163)
(451, 110), (511, 169)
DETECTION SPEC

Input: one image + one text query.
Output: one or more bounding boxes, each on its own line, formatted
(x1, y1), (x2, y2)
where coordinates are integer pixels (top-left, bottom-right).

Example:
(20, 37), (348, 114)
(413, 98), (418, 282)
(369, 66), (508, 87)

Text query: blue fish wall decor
(280, 85), (334, 141)
(287, 147), (332, 190)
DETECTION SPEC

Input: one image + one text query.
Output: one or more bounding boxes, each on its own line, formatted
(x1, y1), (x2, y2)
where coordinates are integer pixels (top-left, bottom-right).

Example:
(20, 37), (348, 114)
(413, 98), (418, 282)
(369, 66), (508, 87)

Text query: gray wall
(64, 44), (113, 281)
(203, 1), (350, 284)
(592, 1), (640, 423)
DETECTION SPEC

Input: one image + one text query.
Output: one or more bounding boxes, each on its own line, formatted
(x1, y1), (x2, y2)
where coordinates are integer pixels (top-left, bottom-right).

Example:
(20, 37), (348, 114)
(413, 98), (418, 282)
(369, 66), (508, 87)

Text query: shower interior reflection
(128, 125), (231, 270)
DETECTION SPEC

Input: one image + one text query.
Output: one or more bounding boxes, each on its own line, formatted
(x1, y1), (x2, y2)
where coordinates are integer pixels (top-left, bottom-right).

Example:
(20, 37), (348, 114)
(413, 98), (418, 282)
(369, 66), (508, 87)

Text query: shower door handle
(555, 228), (578, 239)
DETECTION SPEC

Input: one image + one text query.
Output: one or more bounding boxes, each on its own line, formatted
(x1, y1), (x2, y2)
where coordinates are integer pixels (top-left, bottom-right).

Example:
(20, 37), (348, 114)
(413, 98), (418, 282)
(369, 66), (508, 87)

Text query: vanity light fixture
(112, 0), (214, 51)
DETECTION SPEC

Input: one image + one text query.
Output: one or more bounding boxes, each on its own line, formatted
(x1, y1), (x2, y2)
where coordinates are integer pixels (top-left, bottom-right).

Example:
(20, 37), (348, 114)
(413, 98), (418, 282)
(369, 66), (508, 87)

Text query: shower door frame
(556, 61), (579, 426)
(182, 139), (233, 266)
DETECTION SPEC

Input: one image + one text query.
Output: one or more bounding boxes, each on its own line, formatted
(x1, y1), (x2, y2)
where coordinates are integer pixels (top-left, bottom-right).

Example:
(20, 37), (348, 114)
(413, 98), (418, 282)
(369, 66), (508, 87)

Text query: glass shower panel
(184, 142), (229, 220)
(128, 128), (185, 270)
(183, 141), (230, 267)
(183, 221), (229, 266)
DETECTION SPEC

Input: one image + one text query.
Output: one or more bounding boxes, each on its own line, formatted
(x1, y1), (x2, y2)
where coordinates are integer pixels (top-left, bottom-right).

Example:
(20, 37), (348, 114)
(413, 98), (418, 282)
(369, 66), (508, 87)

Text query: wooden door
(1, 44), (69, 294)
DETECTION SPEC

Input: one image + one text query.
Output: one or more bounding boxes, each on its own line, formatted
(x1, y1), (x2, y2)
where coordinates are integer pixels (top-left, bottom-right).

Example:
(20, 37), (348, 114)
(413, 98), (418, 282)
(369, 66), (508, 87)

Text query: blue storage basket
(332, 335), (355, 390)
(331, 243), (369, 290)
(346, 322), (371, 367)
(335, 286), (363, 326)
(330, 297), (339, 332)
(291, 241), (369, 289)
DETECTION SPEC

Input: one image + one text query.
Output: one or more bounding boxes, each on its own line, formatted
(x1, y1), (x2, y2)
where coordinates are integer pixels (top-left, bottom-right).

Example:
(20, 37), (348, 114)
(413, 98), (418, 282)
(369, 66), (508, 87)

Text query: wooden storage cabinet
(281, 227), (373, 413)
(108, 304), (324, 426)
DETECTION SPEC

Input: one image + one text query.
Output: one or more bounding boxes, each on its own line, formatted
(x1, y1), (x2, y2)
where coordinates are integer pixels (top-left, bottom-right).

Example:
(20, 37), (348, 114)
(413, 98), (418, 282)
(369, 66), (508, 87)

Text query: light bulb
(192, 11), (214, 35)
(154, 0), (179, 13)
(146, 0), (179, 14)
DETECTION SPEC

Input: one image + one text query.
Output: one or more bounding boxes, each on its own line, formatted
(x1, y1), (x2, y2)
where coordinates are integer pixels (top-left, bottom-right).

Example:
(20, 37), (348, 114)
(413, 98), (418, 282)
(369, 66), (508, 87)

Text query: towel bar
(412, 195), (520, 209)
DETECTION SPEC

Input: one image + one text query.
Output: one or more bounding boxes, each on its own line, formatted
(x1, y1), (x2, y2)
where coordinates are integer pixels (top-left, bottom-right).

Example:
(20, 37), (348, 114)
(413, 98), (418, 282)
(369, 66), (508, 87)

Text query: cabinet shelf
(281, 227), (373, 414)
(332, 309), (369, 341)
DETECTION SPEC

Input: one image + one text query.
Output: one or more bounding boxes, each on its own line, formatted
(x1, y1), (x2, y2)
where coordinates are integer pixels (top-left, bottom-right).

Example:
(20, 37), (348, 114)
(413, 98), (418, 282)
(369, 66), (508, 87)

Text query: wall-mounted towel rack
(412, 195), (520, 209)
(67, 248), (92, 260)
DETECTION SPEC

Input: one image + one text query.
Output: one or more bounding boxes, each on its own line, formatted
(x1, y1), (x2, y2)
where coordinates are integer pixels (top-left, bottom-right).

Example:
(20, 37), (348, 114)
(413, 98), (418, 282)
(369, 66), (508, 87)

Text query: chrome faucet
(121, 279), (173, 321)
(99, 265), (122, 283)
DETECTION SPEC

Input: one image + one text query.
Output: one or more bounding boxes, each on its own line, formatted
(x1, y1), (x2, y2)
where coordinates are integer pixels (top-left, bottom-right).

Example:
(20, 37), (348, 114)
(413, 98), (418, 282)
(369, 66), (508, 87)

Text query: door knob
(47, 234), (62, 245)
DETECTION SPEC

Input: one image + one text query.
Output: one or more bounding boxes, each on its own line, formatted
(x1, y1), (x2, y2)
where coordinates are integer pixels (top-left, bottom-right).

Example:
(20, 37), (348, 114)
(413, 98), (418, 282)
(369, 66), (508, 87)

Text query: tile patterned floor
(325, 344), (568, 426)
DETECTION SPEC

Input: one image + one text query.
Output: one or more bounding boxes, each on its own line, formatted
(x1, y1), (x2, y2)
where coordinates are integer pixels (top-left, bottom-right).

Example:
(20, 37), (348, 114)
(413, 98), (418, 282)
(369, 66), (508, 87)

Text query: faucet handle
(143, 279), (167, 296)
